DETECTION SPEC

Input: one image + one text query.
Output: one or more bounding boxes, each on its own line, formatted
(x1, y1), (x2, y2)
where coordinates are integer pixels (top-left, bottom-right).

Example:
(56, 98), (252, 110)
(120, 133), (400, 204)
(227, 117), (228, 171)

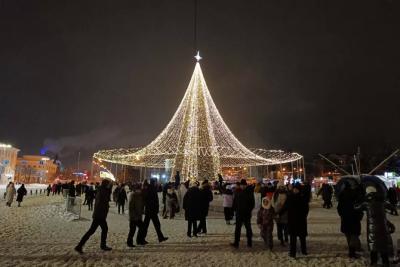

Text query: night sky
(1, 0), (399, 169)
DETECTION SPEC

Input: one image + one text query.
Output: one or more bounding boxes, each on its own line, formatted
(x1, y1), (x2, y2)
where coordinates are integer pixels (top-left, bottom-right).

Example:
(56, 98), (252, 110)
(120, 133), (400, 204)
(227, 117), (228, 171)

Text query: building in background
(15, 155), (58, 184)
(0, 143), (20, 184)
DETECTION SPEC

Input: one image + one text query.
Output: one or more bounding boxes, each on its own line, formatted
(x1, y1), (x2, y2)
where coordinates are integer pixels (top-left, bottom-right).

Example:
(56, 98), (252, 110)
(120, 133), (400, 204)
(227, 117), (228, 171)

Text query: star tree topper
(194, 51), (202, 62)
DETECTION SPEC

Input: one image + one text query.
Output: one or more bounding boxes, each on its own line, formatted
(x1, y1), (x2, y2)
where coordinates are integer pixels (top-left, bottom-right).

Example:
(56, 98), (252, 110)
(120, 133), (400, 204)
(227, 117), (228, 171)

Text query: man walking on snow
(75, 179), (113, 253)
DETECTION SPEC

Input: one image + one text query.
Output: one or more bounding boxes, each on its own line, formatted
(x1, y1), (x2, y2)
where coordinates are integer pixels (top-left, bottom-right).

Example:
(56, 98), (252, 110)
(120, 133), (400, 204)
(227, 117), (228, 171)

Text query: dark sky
(1, 0), (399, 169)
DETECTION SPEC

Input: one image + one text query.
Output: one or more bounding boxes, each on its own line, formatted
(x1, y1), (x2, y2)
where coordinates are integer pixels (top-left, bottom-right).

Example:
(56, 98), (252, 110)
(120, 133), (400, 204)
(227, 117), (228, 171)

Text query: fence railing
(2, 187), (49, 200)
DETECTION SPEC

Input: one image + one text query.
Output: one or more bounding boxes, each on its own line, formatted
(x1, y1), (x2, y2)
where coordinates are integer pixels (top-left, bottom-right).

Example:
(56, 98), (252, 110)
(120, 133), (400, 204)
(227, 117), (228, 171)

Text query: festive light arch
(94, 55), (303, 180)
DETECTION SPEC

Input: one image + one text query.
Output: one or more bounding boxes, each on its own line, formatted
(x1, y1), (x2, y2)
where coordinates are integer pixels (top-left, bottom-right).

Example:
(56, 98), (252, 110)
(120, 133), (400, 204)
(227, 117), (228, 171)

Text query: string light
(94, 59), (303, 180)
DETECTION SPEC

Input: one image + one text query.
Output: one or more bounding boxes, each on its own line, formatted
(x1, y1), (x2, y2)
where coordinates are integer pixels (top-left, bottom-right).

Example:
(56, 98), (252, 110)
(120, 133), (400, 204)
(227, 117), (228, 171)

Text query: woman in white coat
(5, 182), (16, 207)
(177, 181), (189, 214)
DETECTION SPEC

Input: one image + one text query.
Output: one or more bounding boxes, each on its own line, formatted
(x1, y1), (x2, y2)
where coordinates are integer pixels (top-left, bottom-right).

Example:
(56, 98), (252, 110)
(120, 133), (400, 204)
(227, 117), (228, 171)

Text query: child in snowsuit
(257, 197), (275, 250)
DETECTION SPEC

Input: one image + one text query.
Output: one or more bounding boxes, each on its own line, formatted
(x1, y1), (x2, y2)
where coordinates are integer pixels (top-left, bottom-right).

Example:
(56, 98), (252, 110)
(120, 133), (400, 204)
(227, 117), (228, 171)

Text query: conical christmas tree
(94, 55), (302, 181)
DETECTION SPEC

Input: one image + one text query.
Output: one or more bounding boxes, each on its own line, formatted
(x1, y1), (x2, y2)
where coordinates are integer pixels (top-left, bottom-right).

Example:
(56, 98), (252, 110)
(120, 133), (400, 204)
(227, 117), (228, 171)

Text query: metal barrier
(65, 196), (82, 219)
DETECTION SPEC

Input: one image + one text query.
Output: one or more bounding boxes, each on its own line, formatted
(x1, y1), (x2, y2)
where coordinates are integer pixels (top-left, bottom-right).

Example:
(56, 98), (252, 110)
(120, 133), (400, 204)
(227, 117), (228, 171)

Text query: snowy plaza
(0, 193), (399, 267)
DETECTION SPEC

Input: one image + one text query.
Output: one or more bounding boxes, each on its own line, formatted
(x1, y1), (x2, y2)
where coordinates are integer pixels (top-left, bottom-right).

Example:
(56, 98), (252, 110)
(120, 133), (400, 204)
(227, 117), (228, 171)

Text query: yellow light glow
(93, 58), (303, 181)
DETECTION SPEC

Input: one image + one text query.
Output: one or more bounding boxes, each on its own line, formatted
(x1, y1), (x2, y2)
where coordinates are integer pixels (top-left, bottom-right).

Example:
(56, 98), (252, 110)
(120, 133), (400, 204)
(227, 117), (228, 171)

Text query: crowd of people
(70, 174), (314, 259)
(3, 172), (399, 266)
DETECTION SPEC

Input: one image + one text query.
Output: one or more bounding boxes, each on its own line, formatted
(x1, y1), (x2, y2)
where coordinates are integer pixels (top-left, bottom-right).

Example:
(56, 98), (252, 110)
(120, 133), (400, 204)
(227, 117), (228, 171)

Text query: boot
(100, 246), (112, 251)
(74, 246), (83, 254)
(230, 243), (239, 248)
(159, 237), (168, 243)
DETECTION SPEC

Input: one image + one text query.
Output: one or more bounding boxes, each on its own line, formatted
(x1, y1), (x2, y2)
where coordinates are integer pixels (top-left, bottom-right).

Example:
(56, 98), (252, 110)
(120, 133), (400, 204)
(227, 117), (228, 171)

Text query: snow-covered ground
(0, 194), (399, 267)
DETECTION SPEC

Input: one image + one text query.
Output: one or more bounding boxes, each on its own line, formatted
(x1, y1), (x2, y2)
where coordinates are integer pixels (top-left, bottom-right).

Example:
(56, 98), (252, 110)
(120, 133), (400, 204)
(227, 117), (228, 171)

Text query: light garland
(93, 56), (303, 181)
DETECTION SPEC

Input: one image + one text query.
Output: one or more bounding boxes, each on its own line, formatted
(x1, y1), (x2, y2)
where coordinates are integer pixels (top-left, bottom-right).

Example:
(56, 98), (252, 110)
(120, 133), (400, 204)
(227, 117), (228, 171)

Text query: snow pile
(45, 202), (80, 222)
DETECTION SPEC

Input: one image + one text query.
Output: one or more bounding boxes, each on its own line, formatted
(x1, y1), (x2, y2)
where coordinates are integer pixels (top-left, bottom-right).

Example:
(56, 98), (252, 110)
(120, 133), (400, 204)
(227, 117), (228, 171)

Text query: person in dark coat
(388, 186), (398, 215)
(76, 183), (82, 196)
(113, 184), (120, 206)
(183, 181), (202, 237)
(46, 184), (51, 196)
(303, 181), (312, 204)
(16, 184), (27, 207)
(141, 179), (168, 244)
(355, 186), (395, 266)
(265, 182), (275, 200)
(162, 182), (170, 217)
(127, 183), (145, 247)
(75, 179), (112, 254)
(174, 171), (181, 189)
(117, 185), (128, 214)
(287, 184), (308, 258)
(86, 183), (96, 211)
(197, 180), (213, 234)
(69, 180), (76, 197)
(68, 180), (76, 206)
(337, 184), (363, 258)
(259, 183), (267, 201)
(56, 182), (62, 195)
(81, 184), (87, 205)
(318, 183), (333, 209)
(165, 187), (178, 219)
(231, 179), (255, 248)
(218, 173), (224, 193)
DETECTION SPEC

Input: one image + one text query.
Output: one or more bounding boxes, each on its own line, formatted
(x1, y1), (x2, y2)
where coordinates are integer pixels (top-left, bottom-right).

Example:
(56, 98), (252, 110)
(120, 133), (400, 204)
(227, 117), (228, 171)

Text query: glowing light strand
(93, 61), (303, 180)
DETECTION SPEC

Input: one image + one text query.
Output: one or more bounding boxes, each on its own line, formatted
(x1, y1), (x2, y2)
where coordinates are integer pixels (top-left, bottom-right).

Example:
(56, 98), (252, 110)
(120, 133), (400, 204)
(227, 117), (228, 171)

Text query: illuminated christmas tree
(94, 53), (302, 181)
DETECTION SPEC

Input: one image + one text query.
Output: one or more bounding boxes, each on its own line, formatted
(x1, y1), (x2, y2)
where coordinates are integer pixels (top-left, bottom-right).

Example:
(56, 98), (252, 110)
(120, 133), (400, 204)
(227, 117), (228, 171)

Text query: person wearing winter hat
(355, 184), (395, 266)
(272, 182), (289, 246)
(257, 197), (275, 250)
